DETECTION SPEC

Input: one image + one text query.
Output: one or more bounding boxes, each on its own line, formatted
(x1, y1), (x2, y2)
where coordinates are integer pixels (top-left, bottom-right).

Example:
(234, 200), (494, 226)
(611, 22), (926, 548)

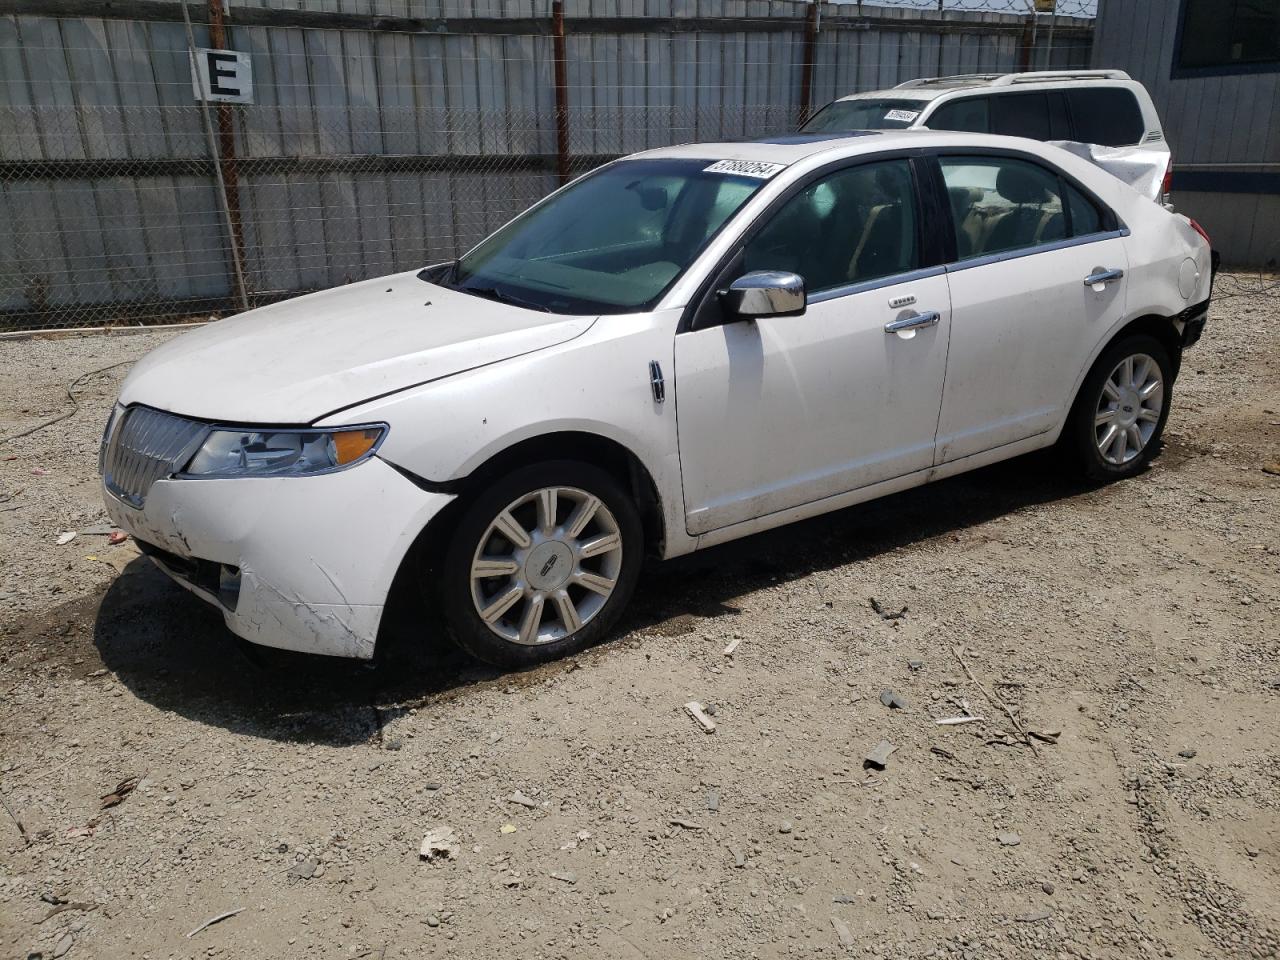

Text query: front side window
(927, 97), (990, 134)
(449, 158), (765, 314)
(1176, 0), (1280, 73)
(802, 99), (929, 133)
(940, 156), (1066, 259)
(742, 159), (920, 293)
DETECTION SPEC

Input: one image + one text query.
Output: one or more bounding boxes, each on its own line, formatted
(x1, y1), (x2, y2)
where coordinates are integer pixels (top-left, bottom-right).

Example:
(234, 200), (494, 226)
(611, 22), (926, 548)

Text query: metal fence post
(797, 1), (819, 127)
(206, 0), (249, 309)
(552, 0), (571, 186)
(179, 0), (249, 312)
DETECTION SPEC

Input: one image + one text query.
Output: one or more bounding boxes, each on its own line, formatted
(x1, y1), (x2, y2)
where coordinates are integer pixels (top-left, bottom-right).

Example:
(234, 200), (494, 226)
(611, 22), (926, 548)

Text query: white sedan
(100, 131), (1214, 667)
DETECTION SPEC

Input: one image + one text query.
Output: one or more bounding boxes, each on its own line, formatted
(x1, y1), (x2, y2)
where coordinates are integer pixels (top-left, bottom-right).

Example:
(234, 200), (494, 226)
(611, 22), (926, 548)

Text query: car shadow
(92, 448), (1103, 746)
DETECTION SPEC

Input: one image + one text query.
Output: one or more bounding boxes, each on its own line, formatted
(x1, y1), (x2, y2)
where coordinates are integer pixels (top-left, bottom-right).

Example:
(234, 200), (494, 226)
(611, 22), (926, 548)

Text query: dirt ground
(1, 277), (1278, 960)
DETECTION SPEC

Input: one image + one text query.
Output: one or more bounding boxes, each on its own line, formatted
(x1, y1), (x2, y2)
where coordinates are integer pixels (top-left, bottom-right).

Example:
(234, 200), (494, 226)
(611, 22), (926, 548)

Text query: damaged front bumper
(102, 457), (452, 659)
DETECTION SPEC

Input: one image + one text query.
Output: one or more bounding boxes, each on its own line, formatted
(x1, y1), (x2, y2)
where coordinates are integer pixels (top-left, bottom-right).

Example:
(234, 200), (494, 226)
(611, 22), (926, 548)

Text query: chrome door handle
(1084, 268), (1124, 286)
(884, 311), (940, 334)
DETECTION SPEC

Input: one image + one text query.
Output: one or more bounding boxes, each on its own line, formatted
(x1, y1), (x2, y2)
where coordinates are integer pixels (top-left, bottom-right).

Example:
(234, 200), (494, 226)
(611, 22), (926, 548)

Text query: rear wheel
(440, 460), (643, 668)
(1065, 334), (1172, 482)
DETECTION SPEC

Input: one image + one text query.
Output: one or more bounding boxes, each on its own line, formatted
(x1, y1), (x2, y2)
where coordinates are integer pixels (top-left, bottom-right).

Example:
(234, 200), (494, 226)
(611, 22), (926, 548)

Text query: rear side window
(990, 93), (1052, 140)
(927, 97), (990, 133)
(1064, 182), (1104, 236)
(1065, 88), (1145, 146)
(940, 156), (1114, 261)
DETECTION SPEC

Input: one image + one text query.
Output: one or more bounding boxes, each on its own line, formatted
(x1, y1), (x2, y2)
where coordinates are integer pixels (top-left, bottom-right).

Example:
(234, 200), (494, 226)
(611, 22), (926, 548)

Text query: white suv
(803, 70), (1172, 202)
(101, 131), (1213, 669)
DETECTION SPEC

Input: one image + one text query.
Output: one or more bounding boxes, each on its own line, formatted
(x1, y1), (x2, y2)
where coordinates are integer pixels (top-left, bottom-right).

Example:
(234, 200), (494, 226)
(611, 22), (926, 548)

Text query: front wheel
(440, 460), (643, 668)
(1064, 334), (1173, 482)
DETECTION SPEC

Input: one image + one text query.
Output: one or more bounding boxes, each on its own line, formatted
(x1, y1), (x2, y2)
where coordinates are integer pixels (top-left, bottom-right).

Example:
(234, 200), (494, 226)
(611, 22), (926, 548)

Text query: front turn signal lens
(333, 428), (383, 465)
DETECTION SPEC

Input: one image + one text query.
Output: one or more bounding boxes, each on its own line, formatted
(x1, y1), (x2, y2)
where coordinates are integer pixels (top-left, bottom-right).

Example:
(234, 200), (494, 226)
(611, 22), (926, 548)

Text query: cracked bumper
(102, 457), (453, 659)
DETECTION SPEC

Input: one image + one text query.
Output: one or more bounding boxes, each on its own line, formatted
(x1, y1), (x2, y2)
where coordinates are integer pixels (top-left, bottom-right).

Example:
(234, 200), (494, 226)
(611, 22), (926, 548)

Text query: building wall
(1093, 0), (1280, 268)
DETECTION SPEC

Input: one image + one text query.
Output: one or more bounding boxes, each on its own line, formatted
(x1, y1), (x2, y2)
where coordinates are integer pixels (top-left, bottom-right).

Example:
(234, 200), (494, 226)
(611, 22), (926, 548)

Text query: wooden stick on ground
(0, 786), (30, 846)
(952, 646), (1039, 757)
(186, 908), (245, 939)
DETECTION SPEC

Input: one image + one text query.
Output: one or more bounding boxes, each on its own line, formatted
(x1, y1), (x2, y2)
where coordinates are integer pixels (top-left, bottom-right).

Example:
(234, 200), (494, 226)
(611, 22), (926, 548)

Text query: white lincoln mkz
(100, 131), (1214, 667)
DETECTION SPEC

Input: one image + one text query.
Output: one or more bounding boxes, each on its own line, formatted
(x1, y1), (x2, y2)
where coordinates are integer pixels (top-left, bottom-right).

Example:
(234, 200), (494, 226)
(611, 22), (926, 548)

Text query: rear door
(674, 157), (952, 535)
(932, 152), (1129, 462)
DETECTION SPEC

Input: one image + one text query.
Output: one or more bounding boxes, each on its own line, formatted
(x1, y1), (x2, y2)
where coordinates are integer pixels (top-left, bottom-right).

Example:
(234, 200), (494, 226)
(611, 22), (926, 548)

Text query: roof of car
(629, 129), (1004, 165)
(831, 69), (1136, 104)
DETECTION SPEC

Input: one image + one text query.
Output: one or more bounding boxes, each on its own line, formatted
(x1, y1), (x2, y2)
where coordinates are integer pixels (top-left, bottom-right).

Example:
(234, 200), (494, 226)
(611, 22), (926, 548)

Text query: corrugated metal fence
(0, 0), (1094, 331)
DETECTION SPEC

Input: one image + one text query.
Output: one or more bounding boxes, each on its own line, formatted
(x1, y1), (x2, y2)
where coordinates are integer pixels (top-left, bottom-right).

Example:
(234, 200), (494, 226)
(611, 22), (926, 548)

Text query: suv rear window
(1064, 88), (1145, 147)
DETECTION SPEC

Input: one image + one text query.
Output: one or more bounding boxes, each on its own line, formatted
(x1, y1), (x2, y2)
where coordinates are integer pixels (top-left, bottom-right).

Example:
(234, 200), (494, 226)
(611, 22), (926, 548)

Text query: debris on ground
(1016, 909), (1053, 923)
(99, 776), (139, 809)
(722, 637), (741, 656)
(879, 688), (908, 710)
(705, 789), (720, 812)
(55, 531), (77, 545)
(669, 817), (702, 830)
(997, 831), (1022, 846)
(935, 715), (986, 726)
(107, 530), (128, 545)
(549, 870), (577, 884)
(419, 826), (460, 861)
(185, 907), (245, 939)
(869, 597), (908, 620)
(864, 740), (896, 770)
(508, 790), (538, 809)
(684, 701), (716, 734)
(1178, 748), (1197, 759)
(288, 859), (320, 880)
(831, 916), (856, 948)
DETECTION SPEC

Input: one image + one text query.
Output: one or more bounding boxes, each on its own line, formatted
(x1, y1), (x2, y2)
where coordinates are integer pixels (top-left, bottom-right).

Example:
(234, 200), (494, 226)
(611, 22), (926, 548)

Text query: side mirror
(720, 271), (806, 320)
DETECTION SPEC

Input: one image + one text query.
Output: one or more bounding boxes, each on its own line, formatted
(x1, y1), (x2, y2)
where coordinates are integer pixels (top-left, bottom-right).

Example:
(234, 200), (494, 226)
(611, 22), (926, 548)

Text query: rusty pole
(552, 0), (571, 186)
(798, 2), (819, 127)
(206, 0), (249, 310)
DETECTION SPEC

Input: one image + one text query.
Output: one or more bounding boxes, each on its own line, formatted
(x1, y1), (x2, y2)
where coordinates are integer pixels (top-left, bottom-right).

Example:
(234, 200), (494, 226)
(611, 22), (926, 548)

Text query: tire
(1064, 334), (1173, 483)
(440, 460), (643, 668)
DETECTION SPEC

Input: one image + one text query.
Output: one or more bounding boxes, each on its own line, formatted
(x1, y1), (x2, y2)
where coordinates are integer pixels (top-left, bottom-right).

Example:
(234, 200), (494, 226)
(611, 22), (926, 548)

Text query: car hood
(118, 271), (597, 423)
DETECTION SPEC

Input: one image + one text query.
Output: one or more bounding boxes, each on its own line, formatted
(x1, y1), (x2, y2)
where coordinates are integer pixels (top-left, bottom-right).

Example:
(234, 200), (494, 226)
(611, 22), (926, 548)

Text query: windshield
(444, 159), (768, 314)
(802, 98), (929, 133)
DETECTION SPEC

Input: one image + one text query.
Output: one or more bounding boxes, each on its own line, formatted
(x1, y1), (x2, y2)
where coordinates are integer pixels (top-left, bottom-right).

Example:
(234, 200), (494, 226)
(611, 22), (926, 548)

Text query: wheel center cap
(1117, 389), (1141, 426)
(525, 540), (573, 592)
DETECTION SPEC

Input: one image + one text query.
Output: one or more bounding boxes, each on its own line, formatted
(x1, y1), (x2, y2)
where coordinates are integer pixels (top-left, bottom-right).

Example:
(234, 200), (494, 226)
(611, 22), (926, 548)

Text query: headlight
(181, 425), (386, 479)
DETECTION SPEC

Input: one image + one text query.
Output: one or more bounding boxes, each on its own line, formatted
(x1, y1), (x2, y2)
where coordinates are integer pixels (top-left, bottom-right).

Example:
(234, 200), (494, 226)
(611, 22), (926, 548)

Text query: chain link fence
(0, 0), (1094, 332)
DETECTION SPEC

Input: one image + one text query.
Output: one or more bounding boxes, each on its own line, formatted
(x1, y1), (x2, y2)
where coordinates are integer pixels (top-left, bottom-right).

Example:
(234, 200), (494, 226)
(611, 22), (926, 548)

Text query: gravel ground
(1, 278), (1278, 960)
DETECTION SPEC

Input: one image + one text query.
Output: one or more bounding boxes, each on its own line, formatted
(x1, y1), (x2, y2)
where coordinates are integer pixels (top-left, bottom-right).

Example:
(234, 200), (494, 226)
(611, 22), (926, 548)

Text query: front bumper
(103, 457), (453, 659)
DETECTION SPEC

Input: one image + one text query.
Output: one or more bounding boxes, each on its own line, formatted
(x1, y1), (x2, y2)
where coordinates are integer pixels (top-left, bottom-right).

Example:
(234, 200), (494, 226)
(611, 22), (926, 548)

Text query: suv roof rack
(895, 69), (1131, 90)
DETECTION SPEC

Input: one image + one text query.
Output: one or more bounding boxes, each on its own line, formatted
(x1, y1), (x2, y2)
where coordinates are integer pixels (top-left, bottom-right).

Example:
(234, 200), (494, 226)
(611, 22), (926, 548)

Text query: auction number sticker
(884, 109), (920, 123)
(703, 159), (787, 179)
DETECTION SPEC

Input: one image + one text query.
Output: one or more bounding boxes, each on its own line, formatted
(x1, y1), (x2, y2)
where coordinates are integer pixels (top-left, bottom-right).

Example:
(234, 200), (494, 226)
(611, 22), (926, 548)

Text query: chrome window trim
(806, 265), (948, 306)
(944, 228), (1128, 275)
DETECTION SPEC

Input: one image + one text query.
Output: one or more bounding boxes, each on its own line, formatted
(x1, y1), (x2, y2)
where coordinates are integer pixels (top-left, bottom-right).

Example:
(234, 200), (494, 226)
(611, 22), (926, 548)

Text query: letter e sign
(190, 48), (253, 104)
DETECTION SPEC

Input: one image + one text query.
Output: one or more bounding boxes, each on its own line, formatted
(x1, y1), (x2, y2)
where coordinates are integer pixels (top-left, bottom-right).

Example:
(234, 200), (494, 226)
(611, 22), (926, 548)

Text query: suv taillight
(1161, 157), (1174, 199)
(1188, 218), (1211, 248)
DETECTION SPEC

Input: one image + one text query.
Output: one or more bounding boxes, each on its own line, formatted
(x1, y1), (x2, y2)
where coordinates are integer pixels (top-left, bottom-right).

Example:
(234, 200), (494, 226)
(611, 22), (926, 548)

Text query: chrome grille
(102, 406), (207, 508)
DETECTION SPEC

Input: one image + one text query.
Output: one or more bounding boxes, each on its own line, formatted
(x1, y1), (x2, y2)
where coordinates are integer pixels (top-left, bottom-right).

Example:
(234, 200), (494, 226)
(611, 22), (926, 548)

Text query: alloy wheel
(469, 486), (624, 645)
(1094, 352), (1164, 466)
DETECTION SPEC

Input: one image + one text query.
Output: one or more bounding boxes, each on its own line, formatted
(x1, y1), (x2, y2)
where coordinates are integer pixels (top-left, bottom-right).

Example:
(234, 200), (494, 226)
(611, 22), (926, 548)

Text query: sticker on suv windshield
(703, 159), (787, 179)
(884, 109), (920, 123)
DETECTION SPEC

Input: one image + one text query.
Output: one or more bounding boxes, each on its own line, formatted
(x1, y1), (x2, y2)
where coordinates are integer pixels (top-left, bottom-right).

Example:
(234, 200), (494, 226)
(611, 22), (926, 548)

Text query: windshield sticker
(884, 108), (920, 123)
(703, 159), (787, 179)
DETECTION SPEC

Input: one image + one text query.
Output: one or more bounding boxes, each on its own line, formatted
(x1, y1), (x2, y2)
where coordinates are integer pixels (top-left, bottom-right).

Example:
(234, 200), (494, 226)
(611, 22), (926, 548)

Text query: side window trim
(681, 150), (940, 331)
(807, 264), (948, 305)
(943, 228), (1128, 275)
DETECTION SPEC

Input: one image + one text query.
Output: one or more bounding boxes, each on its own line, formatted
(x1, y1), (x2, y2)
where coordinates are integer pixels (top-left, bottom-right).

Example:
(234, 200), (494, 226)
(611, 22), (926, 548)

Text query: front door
(674, 158), (952, 536)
